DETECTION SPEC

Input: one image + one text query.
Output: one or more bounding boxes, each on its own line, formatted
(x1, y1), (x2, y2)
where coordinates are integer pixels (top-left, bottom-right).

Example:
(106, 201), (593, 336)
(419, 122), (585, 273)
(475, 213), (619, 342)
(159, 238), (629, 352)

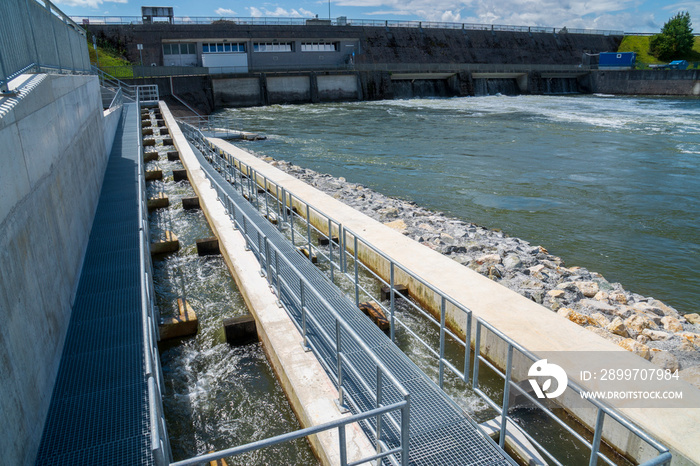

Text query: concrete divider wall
(0, 74), (111, 465)
(208, 137), (700, 465)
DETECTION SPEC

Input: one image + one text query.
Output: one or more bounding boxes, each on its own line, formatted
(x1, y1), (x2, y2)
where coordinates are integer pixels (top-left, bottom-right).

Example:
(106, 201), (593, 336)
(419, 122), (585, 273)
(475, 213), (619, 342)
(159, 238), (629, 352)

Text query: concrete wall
(267, 75), (311, 103)
(213, 77), (261, 107)
(212, 73), (359, 107)
(582, 69), (700, 95)
(317, 75), (359, 101)
(0, 74), (111, 465)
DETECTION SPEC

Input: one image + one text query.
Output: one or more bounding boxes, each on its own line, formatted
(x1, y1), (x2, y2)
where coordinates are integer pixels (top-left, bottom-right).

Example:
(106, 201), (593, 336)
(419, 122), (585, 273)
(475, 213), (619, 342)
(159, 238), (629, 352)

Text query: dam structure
(1, 2), (699, 466)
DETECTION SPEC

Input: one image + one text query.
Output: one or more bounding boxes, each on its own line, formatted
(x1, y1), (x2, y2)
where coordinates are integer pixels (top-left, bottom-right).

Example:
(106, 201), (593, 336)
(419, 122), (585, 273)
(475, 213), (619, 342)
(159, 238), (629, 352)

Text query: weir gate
(32, 85), (671, 464)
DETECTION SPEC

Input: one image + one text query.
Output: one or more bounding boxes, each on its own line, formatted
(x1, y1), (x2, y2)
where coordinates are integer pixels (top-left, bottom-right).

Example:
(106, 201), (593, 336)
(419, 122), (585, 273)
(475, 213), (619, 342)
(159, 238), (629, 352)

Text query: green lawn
(88, 42), (133, 78)
(618, 35), (700, 67)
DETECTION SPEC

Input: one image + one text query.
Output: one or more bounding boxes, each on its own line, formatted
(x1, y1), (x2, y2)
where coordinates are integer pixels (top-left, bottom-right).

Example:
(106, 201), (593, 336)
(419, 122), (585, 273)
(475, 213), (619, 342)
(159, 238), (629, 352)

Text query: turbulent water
(217, 95), (700, 314)
(146, 141), (316, 464)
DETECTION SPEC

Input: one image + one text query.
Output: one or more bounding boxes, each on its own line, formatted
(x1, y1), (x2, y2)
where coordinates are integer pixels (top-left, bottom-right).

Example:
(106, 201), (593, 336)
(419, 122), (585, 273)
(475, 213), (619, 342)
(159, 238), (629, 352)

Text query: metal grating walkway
(188, 140), (513, 466)
(35, 104), (153, 465)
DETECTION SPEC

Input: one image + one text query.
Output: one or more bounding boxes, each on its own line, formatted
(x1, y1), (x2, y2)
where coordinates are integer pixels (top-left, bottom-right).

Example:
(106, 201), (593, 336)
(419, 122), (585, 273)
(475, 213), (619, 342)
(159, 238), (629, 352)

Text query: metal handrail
(472, 318), (671, 466)
(136, 89), (171, 466)
(71, 14), (624, 35)
(0, 0), (90, 92)
(194, 133), (672, 466)
(107, 87), (123, 110)
(179, 121), (411, 466)
(92, 65), (137, 101)
(170, 402), (406, 466)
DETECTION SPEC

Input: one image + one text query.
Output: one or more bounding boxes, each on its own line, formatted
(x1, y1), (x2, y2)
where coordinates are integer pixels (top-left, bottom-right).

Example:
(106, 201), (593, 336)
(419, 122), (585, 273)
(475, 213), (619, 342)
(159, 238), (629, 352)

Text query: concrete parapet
(161, 101), (376, 465)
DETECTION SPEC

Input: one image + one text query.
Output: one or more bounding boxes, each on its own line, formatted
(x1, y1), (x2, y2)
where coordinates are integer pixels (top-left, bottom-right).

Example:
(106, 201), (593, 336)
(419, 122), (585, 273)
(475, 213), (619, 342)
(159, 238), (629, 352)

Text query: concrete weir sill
(201, 138), (700, 464)
(159, 102), (375, 465)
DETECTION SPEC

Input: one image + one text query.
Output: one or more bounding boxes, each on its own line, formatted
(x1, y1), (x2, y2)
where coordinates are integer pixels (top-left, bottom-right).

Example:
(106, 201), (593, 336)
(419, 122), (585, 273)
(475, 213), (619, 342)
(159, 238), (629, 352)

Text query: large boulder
(617, 338), (651, 360)
(606, 317), (629, 338)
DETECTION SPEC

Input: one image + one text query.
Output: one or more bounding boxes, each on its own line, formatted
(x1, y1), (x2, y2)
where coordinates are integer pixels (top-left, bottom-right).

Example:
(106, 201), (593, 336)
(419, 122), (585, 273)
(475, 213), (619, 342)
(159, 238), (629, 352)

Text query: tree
(649, 11), (694, 61)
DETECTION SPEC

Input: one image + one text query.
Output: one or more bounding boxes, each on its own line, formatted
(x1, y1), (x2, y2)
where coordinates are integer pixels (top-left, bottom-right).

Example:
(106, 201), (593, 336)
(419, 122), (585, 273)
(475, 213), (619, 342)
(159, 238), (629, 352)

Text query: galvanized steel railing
(179, 121), (411, 466)
(0, 0), (90, 93)
(472, 320), (672, 466)
(107, 86), (123, 111)
(71, 14), (623, 35)
(93, 65), (138, 101)
(191, 132), (673, 466)
(136, 89), (171, 466)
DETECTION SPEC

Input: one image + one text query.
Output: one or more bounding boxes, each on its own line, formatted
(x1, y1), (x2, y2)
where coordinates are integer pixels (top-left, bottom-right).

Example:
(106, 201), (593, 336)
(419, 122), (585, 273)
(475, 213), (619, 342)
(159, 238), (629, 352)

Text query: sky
(54, 0), (699, 33)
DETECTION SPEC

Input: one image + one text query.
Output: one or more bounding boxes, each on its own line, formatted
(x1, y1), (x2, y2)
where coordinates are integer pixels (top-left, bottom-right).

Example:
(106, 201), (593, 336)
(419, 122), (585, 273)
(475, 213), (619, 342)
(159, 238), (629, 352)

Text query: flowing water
(144, 126), (316, 464)
(216, 95), (700, 315)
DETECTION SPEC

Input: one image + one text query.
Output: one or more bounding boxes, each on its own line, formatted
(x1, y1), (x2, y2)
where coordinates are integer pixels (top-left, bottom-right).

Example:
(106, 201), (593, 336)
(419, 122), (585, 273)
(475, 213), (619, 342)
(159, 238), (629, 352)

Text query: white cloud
(248, 6), (316, 17)
(55, 0), (126, 8)
(215, 7), (237, 16)
(335, 0), (651, 30)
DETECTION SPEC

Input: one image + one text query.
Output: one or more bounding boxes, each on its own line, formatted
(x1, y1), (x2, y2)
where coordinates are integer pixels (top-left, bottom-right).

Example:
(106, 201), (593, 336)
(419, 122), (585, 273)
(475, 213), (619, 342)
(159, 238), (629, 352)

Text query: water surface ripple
(219, 95), (700, 314)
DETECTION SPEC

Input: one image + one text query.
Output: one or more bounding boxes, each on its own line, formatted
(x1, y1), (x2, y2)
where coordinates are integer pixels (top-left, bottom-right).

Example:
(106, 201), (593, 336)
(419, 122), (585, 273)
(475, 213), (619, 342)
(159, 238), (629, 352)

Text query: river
(216, 94), (699, 315)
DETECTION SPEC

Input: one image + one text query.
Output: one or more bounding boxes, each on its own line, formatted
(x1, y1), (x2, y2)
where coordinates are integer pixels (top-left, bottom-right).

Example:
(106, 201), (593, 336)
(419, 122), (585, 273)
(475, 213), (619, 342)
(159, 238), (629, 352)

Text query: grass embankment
(618, 35), (700, 67)
(88, 43), (133, 78)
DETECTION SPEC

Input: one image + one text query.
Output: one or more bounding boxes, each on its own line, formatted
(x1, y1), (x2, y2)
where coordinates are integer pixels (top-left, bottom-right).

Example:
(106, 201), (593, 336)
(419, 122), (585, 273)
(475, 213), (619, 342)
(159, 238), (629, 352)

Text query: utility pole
(328, 0), (331, 21)
(93, 35), (99, 67)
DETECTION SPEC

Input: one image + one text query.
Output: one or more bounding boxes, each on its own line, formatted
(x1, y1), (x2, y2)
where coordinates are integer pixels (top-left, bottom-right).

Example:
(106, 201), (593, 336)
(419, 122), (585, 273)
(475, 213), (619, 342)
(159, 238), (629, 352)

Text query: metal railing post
(336, 319), (345, 409)
(353, 235), (359, 306)
(438, 296), (446, 388)
(306, 203), (312, 262)
(389, 262), (395, 342)
(376, 366), (384, 462)
(464, 311), (471, 384)
(589, 409), (605, 466)
(328, 217), (334, 283)
(472, 321), (481, 390)
(338, 424), (347, 466)
(401, 394), (410, 466)
(300, 278), (309, 351)
(499, 344), (514, 449)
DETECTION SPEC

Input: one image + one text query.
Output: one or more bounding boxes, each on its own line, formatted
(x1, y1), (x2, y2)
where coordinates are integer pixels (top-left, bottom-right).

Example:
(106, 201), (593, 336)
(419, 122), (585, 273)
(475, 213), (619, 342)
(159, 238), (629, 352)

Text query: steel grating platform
(188, 140), (513, 466)
(35, 104), (153, 466)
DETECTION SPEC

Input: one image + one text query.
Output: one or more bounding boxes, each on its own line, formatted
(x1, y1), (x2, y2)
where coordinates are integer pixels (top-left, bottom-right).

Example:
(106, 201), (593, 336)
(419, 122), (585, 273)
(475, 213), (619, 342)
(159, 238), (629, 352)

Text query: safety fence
(0, 0), (90, 93)
(73, 14), (623, 36)
(179, 122), (673, 466)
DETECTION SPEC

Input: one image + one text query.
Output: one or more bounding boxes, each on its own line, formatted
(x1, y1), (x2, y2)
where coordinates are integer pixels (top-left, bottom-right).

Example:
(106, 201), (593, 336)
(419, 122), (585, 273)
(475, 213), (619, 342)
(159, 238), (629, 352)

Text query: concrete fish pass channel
(141, 106), (317, 464)
(151, 99), (687, 465)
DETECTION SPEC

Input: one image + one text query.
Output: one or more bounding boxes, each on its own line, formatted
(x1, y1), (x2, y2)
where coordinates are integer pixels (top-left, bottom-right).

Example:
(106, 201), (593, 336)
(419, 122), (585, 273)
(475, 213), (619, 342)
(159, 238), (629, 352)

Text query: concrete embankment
(208, 138), (700, 464)
(160, 102), (375, 465)
(0, 74), (116, 465)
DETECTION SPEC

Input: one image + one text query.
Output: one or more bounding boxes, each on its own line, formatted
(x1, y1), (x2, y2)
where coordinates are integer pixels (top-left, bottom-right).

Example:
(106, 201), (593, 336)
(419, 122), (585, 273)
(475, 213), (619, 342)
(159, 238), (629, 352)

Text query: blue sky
(55, 0), (698, 33)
